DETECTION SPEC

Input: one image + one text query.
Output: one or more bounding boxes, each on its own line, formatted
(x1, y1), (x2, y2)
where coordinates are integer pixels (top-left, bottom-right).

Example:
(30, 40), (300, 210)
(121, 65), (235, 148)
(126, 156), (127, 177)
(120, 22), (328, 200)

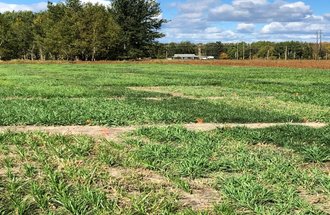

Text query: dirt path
(0, 122), (327, 140)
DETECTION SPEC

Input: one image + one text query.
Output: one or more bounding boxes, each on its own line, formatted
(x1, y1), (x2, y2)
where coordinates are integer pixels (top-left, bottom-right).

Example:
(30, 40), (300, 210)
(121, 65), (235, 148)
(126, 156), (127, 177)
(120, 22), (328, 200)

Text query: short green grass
(0, 64), (329, 125)
(0, 63), (329, 214)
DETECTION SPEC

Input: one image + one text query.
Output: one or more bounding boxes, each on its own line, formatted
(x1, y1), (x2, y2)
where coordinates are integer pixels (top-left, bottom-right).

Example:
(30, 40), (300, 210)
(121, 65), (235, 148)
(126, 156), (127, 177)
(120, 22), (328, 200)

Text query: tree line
(0, 0), (329, 61)
(0, 0), (165, 61)
(155, 41), (330, 60)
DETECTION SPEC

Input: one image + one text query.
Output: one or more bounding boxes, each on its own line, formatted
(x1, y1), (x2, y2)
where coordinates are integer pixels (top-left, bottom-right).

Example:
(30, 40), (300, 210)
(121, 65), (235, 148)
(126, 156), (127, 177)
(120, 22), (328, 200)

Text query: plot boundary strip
(0, 122), (327, 140)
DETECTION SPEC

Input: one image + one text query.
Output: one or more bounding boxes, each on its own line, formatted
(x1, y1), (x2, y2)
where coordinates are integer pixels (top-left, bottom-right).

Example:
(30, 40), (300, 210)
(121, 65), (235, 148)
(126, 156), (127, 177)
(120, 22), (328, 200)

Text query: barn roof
(173, 54), (198, 58)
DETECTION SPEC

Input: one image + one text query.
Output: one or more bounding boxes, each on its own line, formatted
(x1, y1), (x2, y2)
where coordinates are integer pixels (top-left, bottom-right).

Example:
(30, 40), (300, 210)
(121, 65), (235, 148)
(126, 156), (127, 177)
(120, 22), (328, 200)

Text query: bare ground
(107, 167), (220, 210)
(0, 122), (327, 140)
(300, 162), (330, 174)
(4, 59), (330, 70)
(298, 188), (330, 214)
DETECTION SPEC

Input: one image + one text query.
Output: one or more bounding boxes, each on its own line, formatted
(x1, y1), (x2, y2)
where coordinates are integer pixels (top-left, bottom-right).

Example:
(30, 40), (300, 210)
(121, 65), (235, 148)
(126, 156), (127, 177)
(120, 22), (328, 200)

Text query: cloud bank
(162, 0), (329, 42)
(0, 0), (111, 13)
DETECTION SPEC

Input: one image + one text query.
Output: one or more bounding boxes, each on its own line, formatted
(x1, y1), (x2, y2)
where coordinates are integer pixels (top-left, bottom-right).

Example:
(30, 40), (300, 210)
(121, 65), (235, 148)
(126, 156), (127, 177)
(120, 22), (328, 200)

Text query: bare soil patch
(0, 126), (135, 140)
(184, 122), (327, 131)
(298, 188), (330, 214)
(142, 97), (165, 101)
(108, 167), (170, 185)
(5, 59), (330, 70)
(0, 122), (327, 140)
(300, 162), (330, 174)
(149, 59), (330, 70)
(107, 166), (220, 210)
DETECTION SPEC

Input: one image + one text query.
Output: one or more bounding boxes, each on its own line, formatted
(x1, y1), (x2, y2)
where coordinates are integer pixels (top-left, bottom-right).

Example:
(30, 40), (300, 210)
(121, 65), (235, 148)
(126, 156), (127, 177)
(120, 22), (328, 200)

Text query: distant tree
(0, 11), (35, 60)
(219, 52), (229, 60)
(223, 43), (238, 59)
(33, 0), (120, 60)
(111, 0), (167, 59)
(76, 3), (120, 60)
(253, 41), (275, 59)
(324, 43), (330, 59)
(0, 13), (9, 60)
(204, 42), (224, 59)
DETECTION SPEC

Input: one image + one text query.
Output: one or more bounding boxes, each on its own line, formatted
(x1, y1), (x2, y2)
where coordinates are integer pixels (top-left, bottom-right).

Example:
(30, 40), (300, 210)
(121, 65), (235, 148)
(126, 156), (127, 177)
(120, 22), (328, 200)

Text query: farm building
(173, 54), (199, 60)
(200, 56), (215, 60)
(173, 54), (215, 60)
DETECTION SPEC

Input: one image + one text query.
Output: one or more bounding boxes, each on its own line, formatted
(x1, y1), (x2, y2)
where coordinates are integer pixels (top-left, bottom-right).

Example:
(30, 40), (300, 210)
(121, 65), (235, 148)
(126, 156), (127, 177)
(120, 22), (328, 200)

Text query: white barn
(173, 54), (199, 60)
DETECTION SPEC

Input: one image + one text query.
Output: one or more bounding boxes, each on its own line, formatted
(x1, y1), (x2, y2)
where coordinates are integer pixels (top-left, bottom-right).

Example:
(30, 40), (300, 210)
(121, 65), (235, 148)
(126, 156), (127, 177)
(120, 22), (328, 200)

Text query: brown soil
(0, 126), (135, 140)
(142, 97), (166, 101)
(107, 167), (220, 210)
(183, 122), (327, 131)
(150, 59), (330, 70)
(300, 162), (330, 174)
(3, 59), (330, 70)
(0, 122), (327, 140)
(298, 188), (330, 214)
(108, 167), (169, 185)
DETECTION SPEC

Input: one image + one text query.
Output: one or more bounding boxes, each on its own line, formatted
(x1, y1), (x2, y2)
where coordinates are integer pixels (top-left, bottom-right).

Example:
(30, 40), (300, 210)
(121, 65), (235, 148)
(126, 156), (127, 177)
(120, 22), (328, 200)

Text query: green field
(0, 63), (329, 214)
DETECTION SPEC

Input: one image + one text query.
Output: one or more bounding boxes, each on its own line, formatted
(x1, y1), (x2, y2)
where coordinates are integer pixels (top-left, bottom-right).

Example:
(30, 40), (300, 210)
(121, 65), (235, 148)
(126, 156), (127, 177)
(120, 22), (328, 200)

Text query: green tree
(0, 13), (9, 60)
(204, 42), (224, 59)
(111, 0), (166, 59)
(77, 3), (120, 60)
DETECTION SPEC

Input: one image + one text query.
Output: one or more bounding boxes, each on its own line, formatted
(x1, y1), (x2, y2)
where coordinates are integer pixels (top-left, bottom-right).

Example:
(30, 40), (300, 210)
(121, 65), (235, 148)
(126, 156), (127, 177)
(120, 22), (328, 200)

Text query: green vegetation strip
(1, 64), (329, 125)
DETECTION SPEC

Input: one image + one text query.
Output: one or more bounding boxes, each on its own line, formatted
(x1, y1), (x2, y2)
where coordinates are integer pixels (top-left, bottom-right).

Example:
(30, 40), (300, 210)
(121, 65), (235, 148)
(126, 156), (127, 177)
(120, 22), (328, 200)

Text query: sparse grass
(1, 126), (329, 214)
(128, 126), (330, 214)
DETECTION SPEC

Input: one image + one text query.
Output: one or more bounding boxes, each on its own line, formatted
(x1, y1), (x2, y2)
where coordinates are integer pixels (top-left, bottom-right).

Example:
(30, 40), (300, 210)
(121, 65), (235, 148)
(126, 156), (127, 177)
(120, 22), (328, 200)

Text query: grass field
(0, 63), (329, 214)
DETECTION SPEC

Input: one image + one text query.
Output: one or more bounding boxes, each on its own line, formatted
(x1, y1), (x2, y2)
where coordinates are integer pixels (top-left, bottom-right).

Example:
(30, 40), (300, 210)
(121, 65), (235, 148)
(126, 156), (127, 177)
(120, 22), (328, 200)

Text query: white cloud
(80, 0), (111, 6)
(232, 0), (267, 9)
(324, 14), (330, 20)
(261, 22), (329, 35)
(209, 0), (312, 23)
(161, 0), (330, 42)
(0, 2), (47, 12)
(0, 0), (111, 13)
(237, 23), (255, 33)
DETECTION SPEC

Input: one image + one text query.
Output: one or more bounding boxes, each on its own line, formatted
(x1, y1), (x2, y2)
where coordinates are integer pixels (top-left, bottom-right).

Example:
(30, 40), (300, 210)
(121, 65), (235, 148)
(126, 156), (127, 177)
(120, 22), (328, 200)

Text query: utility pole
(198, 44), (202, 60)
(319, 30), (322, 59)
(236, 43), (239, 60)
(242, 43), (245, 60)
(285, 46), (288, 60)
(267, 50), (269, 60)
(249, 44), (252, 60)
(316, 31), (319, 60)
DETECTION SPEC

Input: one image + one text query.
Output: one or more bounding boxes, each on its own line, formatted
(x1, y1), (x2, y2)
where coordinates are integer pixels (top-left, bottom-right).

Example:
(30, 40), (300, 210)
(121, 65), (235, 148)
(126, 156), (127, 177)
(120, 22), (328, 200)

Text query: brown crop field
(2, 59), (330, 69)
(149, 59), (330, 70)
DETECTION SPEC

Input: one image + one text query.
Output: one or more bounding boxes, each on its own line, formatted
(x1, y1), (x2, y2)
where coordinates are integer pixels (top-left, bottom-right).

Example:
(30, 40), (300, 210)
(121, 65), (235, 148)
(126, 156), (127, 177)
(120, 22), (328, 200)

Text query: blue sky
(1, 0), (329, 43)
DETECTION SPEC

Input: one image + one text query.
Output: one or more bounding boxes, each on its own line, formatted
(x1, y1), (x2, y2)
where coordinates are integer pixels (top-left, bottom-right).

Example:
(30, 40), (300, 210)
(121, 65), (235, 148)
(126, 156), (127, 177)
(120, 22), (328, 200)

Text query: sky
(1, 0), (329, 43)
